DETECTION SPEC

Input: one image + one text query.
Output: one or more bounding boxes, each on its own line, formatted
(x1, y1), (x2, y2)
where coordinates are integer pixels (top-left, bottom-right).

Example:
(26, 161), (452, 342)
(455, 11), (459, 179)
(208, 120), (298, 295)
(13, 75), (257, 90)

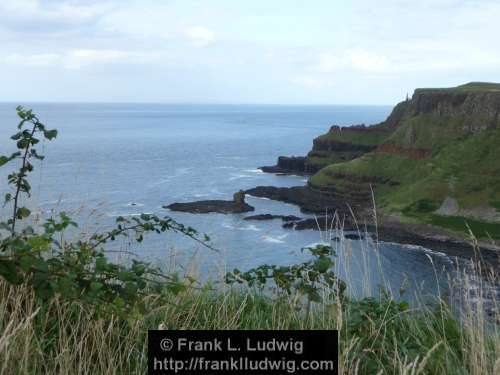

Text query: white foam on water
(305, 241), (330, 248)
(382, 241), (452, 263)
(240, 224), (261, 231)
(246, 195), (271, 200)
(262, 234), (288, 243)
(229, 174), (254, 181)
(222, 223), (234, 230)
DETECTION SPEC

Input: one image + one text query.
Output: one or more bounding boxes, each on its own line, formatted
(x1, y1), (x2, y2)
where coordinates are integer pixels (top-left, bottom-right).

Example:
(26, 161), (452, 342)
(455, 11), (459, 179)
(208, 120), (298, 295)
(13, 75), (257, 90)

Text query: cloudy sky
(0, 0), (499, 104)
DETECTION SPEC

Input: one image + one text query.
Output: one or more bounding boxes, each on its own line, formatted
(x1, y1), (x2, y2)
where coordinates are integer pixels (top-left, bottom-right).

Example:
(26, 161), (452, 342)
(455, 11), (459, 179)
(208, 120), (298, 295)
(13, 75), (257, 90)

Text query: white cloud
(98, 4), (172, 40)
(0, 0), (113, 32)
(186, 27), (216, 47)
(314, 49), (392, 74)
(0, 53), (60, 66)
(0, 49), (159, 70)
(64, 49), (132, 69)
(290, 75), (335, 90)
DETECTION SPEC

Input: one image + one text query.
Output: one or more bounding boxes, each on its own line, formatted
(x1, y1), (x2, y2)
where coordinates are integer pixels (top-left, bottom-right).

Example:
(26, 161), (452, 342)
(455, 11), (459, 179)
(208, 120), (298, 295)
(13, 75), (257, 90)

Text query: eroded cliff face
(263, 82), (500, 179)
(305, 125), (391, 171)
(308, 82), (500, 228)
(411, 89), (500, 126)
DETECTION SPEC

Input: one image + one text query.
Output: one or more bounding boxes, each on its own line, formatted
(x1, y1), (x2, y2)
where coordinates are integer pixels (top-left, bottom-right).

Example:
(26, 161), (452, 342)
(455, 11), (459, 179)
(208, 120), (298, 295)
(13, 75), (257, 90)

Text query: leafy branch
(0, 107), (213, 316)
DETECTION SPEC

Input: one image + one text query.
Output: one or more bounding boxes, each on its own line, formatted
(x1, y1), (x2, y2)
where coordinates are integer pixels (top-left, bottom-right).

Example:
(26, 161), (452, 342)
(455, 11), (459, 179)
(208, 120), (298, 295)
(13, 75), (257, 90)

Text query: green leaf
(313, 257), (332, 273)
(90, 281), (104, 291)
(0, 260), (24, 285)
(16, 207), (31, 219)
(43, 129), (58, 140)
(10, 132), (22, 140)
(95, 257), (107, 271)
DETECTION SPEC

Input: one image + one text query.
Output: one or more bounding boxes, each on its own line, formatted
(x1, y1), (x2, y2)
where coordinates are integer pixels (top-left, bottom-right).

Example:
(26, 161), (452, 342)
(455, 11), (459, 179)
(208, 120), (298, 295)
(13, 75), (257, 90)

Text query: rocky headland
(254, 82), (500, 267)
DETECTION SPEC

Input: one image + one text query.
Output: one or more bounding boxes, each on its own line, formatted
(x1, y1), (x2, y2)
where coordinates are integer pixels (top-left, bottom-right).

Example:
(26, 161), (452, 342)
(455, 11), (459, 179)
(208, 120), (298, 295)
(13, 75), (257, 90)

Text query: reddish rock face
(375, 143), (431, 160)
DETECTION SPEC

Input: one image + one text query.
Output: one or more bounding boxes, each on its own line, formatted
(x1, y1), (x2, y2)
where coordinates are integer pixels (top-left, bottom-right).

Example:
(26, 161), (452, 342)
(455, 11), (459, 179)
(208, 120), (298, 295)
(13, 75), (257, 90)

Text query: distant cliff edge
(261, 82), (500, 240)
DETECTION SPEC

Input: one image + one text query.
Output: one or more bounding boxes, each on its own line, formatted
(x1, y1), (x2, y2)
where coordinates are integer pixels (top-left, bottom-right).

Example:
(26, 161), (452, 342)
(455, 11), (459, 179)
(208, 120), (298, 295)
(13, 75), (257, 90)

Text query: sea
(0, 103), (462, 302)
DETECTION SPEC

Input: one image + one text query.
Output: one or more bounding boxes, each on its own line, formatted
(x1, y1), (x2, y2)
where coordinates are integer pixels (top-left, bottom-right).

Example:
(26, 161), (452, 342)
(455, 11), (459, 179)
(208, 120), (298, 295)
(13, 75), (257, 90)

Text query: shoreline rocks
(245, 185), (354, 214)
(165, 190), (254, 214)
(259, 156), (310, 175)
(243, 214), (302, 222)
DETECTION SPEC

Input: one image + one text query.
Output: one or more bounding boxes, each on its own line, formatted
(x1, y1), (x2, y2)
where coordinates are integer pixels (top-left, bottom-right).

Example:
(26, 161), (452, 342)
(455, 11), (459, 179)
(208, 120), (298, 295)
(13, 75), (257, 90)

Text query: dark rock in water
(165, 190), (254, 214)
(245, 185), (354, 214)
(260, 156), (308, 174)
(344, 233), (364, 240)
(233, 190), (246, 205)
(282, 216), (354, 231)
(244, 214), (301, 222)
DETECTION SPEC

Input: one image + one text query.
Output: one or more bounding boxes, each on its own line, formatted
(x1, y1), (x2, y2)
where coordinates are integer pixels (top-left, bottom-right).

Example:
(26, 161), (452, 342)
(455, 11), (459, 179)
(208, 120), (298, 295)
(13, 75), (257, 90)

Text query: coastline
(244, 183), (500, 270)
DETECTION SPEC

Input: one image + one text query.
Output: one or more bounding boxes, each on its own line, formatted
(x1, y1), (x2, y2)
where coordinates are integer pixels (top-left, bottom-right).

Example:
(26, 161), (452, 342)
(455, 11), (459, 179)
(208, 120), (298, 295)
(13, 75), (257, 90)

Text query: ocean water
(0, 103), (457, 301)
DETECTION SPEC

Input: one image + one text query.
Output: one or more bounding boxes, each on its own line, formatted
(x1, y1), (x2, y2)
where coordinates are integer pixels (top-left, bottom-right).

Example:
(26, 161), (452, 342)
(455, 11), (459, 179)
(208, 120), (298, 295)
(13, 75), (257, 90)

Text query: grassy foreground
(1, 267), (499, 375)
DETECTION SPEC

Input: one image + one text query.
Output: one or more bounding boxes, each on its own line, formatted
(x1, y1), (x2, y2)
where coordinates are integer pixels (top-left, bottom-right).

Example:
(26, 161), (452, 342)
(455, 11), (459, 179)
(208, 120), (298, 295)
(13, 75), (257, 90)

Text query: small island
(165, 190), (255, 214)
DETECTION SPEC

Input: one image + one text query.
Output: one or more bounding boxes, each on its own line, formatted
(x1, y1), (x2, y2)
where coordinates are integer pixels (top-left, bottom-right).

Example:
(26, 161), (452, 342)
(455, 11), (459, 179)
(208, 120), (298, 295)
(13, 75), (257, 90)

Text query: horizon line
(0, 100), (393, 107)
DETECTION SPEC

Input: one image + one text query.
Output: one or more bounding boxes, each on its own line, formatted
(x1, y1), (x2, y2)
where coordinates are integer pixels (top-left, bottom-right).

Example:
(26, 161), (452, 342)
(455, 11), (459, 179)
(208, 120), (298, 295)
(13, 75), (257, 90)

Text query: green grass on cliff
(385, 114), (489, 150)
(416, 81), (500, 93)
(316, 128), (389, 146)
(309, 126), (500, 239)
(309, 82), (500, 219)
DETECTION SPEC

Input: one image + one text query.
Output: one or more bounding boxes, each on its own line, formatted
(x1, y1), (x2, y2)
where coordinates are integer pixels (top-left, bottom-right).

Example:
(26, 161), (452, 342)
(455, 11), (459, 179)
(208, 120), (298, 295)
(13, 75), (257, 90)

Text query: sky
(0, 0), (499, 105)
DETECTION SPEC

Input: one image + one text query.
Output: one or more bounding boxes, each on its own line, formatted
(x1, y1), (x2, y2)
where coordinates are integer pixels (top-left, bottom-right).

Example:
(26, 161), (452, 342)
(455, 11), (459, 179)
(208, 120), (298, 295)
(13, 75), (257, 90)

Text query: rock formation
(165, 191), (254, 214)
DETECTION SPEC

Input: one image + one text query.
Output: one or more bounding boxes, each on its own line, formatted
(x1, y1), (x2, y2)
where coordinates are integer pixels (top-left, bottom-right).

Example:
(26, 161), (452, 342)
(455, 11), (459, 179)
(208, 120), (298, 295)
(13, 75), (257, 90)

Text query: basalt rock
(260, 156), (308, 174)
(165, 191), (254, 214)
(244, 214), (302, 222)
(245, 185), (355, 214)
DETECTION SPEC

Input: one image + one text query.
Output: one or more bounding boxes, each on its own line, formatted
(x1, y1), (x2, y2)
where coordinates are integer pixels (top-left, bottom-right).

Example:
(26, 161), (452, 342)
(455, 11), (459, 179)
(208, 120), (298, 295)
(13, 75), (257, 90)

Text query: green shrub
(0, 107), (209, 316)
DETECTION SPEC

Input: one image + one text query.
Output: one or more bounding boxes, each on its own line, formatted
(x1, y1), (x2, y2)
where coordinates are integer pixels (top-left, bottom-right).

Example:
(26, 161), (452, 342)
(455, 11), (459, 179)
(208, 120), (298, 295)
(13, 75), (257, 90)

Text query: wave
(246, 195), (271, 200)
(381, 241), (452, 262)
(243, 168), (264, 174)
(222, 223), (261, 231)
(262, 234), (288, 244)
(229, 174), (254, 181)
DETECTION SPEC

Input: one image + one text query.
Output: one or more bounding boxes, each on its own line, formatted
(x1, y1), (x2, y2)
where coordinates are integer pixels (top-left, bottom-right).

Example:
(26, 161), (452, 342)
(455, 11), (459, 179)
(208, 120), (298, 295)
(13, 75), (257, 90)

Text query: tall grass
(0, 230), (498, 374)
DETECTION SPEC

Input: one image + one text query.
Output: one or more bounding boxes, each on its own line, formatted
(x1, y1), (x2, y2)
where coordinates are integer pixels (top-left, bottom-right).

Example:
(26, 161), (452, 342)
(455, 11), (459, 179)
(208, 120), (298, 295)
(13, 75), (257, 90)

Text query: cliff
(307, 82), (500, 239)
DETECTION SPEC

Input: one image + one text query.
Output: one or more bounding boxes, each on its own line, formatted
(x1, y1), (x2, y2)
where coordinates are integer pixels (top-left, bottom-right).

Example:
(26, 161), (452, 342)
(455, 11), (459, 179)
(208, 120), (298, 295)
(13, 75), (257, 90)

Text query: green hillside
(308, 83), (500, 239)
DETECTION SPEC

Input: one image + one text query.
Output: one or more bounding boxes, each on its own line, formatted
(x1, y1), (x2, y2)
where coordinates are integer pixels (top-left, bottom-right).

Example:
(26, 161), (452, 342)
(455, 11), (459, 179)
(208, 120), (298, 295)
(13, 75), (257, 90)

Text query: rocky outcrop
(374, 144), (431, 160)
(411, 88), (500, 127)
(165, 190), (254, 214)
(244, 214), (301, 221)
(260, 156), (308, 174)
(245, 185), (367, 215)
(436, 197), (500, 223)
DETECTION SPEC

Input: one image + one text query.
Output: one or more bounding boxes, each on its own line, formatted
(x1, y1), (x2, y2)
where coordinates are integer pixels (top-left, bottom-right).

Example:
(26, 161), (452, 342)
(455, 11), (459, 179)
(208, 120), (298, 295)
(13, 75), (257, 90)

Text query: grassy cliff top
(315, 128), (388, 145)
(415, 81), (500, 94)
